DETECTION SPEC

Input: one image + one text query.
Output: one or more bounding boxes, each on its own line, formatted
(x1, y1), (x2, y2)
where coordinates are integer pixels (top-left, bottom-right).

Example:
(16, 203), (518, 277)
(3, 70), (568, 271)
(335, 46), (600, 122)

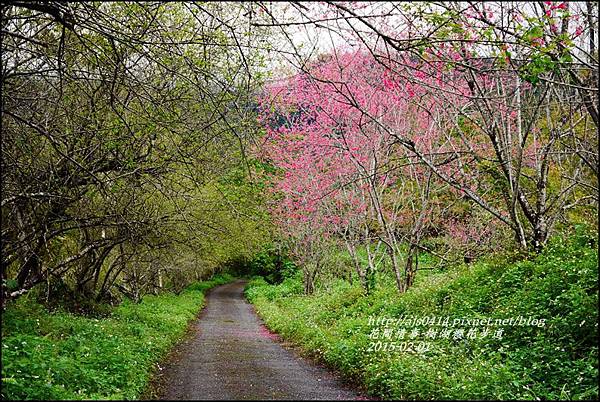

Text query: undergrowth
(246, 233), (598, 400)
(1, 273), (233, 400)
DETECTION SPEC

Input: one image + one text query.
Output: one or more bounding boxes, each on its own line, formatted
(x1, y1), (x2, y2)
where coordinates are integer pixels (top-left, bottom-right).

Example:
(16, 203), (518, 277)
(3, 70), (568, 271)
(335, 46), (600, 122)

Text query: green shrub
(1, 273), (234, 400)
(238, 247), (298, 284)
(247, 234), (598, 400)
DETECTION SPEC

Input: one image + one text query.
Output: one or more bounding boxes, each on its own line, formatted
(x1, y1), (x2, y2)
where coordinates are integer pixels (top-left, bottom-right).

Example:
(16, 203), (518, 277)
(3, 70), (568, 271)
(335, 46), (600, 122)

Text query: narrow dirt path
(155, 279), (365, 400)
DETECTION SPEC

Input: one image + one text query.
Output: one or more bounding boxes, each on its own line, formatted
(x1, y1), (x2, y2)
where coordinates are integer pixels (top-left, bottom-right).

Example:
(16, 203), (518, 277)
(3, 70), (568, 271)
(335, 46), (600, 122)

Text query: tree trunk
(345, 240), (367, 292)
(387, 244), (404, 293)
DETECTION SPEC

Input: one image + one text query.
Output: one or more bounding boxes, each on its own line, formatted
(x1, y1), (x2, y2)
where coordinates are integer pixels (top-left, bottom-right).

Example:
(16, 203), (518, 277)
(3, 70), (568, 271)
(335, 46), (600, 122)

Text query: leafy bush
(247, 233), (598, 400)
(245, 271), (303, 302)
(1, 274), (234, 400)
(240, 247), (297, 284)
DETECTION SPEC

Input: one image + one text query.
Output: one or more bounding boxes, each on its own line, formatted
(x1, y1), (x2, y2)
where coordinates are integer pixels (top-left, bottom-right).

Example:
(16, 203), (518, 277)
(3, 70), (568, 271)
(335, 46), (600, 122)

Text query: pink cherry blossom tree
(258, 50), (452, 293)
(255, 1), (598, 253)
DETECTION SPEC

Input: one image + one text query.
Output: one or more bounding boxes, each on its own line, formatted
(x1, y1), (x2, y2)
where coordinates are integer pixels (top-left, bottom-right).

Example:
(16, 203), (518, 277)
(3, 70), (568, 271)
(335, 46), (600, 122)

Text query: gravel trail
(156, 279), (365, 400)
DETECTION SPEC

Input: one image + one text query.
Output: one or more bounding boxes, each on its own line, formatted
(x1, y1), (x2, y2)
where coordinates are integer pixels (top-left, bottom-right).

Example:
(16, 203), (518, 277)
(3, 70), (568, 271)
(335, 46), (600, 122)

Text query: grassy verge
(246, 234), (598, 400)
(1, 273), (234, 400)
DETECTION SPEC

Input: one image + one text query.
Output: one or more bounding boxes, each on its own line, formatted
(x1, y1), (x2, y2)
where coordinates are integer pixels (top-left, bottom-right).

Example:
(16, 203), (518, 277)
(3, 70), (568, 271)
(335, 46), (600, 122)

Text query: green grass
(1, 273), (234, 400)
(246, 233), (598, 400)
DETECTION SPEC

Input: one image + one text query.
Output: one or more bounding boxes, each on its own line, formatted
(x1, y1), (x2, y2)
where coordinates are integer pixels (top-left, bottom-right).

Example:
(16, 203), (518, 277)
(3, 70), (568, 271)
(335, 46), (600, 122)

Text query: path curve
(156, 279), (364, 400)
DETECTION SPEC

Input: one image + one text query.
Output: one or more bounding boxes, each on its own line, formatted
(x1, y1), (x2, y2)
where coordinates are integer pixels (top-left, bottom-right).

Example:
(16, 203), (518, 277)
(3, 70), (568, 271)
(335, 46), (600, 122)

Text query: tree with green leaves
(1, 1), (272, 307)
